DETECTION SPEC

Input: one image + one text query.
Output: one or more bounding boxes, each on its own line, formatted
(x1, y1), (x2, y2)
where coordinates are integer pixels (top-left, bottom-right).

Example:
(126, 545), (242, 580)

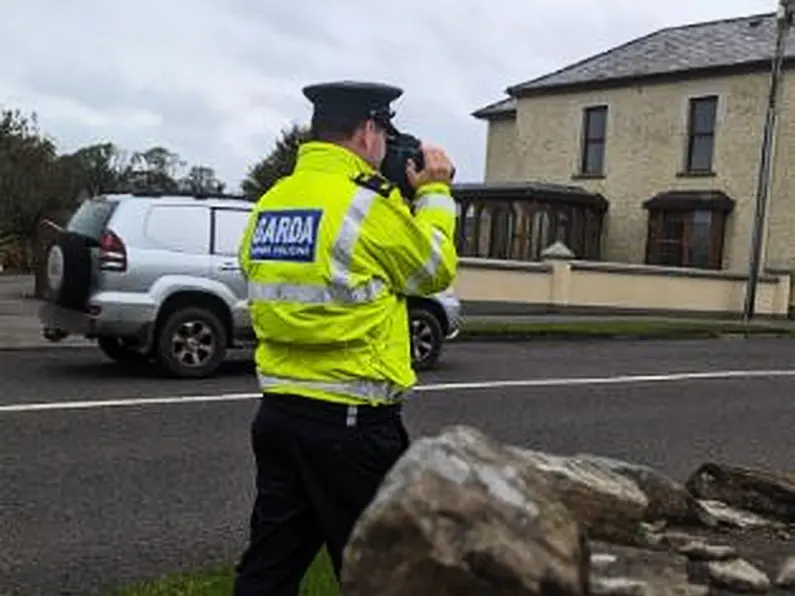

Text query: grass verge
(109, 549), (338, 596)
(456, 319), (795, 341)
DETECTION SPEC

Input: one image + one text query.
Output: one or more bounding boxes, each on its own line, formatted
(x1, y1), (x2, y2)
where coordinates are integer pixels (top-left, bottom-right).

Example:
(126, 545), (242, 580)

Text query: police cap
(302, 80), (403, 134)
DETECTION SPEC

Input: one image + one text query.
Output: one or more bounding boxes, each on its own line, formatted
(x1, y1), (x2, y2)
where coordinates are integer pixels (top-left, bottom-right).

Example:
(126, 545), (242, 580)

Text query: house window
(645, 209), (726, 270)
(580, 105), (607, 175)
(685, 96), (718, 173)
(454, 202), (472, 256)
(530, 210), (551, 260)
(489, 205), (517, 259)
(475, 206), (492, 257)
(450, 187), (608, 262)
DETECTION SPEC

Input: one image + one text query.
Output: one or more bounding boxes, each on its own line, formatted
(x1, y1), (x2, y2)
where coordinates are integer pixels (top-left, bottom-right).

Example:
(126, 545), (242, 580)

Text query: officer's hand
(406, 144), (454, 189)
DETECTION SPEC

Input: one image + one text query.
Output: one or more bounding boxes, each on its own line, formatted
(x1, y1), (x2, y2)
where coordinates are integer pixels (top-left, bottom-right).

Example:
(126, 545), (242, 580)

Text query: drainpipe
(743, 0), (794, 321)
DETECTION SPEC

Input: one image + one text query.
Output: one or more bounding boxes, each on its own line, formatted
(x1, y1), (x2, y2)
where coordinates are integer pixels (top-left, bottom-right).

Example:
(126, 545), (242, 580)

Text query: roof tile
(510, 12), (784, 93)
(475, 12), (789, 118)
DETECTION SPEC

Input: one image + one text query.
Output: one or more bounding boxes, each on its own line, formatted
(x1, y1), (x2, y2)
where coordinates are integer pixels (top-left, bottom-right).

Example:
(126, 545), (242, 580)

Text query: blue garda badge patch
(249, 209), (323, 262)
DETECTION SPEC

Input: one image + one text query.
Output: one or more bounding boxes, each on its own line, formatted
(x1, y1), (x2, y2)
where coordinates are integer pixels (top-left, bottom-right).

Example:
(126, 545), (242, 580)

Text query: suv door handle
(219, 262), (241, 271)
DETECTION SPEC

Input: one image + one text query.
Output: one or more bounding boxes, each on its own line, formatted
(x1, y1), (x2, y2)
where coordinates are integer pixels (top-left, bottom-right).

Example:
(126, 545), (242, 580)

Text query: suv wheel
(154, 307), (227, 378)
(97, 336), (150, 365)
(409, 306), (443, 371)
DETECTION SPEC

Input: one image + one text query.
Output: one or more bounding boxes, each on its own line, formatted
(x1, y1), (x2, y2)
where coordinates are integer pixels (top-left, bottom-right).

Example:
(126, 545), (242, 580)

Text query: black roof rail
(193, 193), (249, 201)
(130, 189), (248, 200)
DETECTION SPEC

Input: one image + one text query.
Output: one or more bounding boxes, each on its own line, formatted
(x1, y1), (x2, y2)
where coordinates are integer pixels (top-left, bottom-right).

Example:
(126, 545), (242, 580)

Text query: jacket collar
(293, 141), (377, 178)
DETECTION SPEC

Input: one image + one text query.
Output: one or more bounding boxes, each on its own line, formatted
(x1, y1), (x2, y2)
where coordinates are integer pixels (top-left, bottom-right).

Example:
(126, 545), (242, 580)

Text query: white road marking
(2, 368), (795, 414)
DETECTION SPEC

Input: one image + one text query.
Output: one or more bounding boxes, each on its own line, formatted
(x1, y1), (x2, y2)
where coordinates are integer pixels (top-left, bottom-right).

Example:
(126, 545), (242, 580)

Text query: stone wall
(341, 425), (795, 596)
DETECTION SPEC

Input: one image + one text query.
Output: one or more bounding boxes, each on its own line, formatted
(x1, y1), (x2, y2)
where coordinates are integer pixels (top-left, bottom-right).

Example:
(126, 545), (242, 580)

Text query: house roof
(471, 97), (516, 120)
(642, 190), (735, 213)
(474, 11), (787, 120)
(451, 180), (608, 211)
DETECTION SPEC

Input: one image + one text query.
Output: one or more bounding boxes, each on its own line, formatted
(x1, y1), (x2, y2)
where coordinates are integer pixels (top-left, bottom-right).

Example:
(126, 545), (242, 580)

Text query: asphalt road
(3, 338), (795, 595)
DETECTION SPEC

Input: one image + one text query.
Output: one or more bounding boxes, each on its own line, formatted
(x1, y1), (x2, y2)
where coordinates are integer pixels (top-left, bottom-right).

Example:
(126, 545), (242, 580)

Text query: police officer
(233, 80), (458, 596)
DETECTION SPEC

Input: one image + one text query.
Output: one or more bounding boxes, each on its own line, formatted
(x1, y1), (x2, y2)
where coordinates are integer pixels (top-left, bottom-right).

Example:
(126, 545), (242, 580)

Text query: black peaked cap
(302, 81), (403, 131)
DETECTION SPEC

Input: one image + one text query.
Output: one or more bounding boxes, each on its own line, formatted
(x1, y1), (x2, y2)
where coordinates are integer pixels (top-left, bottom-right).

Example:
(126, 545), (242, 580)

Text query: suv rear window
(66, 199), (119, 240)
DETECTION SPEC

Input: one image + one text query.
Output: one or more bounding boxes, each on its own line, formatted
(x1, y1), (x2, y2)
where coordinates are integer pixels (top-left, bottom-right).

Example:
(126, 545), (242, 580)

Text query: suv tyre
(154, 307), (227, 378)
(409, 306), (444, 371)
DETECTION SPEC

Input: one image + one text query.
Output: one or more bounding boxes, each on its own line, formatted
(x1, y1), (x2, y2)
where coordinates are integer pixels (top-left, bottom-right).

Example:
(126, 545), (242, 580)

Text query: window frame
(579, 105), (608, 176)
(143, 204), (211, 254)
(210, 206), (254, 257)
(684, 95), (719, 174)
(644, 207), (727, 270)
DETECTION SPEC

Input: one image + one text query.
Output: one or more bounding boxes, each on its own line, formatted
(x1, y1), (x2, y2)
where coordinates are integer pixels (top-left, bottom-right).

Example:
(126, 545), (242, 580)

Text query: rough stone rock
(776, 528), (793, 541)
(697, 499), (781, 530)
(508, 448), (650, 544)
(588, 542), (708, 596)
(676, 541), (737, 561)
(342, 428), (795, 596)
(575, 454), (703, 524)
(340, 425), (589, 596)
(658, 531), (704, 550)
(688, 558), (771, 593)
(644, 520), (669, 533)
(775, 556), (795, 588)
(589, 577), (650, 596)
(686, 463), (795, 522)
(591, 553), (620, 568)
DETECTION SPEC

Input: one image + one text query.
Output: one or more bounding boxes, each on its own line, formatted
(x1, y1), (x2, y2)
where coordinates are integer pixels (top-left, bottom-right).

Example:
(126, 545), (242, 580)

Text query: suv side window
(145, 205), (210, 254)
(67, 198), (119, 241)
(212, 209), (252, 256)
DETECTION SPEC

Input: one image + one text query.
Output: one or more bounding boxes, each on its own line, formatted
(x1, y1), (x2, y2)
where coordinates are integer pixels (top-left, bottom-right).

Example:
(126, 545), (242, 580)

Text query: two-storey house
(464, 11), (795, 275)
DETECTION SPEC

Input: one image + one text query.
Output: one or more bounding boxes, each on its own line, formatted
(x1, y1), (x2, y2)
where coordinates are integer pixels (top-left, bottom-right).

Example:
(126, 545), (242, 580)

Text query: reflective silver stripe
(258, 373), (407, 403)
(404, 228), (447, 294)
(247, 186), (383, 305)
(330, 187), (379, 286)
(346, 405), (357, 427)
(248, 278), (385, 304)
(414, 192), (457, 216)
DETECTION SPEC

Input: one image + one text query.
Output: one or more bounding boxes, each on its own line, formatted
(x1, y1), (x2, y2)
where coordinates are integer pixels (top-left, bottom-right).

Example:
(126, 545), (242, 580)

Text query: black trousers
(233, 392), (410, 596)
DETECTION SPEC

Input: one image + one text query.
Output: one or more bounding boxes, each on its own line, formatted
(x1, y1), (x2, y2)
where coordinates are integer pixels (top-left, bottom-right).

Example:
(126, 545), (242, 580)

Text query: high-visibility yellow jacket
(238, 140), (458, 407)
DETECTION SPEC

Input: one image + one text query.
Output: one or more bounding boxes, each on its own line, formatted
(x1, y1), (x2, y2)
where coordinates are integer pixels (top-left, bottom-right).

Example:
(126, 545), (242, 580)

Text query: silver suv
(39, 192), (462, 378)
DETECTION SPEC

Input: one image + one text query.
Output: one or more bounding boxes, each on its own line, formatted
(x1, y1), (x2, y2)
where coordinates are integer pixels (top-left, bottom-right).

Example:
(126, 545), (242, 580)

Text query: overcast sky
(0, 0), (778, 190)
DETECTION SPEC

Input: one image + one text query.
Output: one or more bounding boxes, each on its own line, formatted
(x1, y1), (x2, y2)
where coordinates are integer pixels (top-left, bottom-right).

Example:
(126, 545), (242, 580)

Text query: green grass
(457, 319), (795, 341)
(108, 549), (338, 596)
